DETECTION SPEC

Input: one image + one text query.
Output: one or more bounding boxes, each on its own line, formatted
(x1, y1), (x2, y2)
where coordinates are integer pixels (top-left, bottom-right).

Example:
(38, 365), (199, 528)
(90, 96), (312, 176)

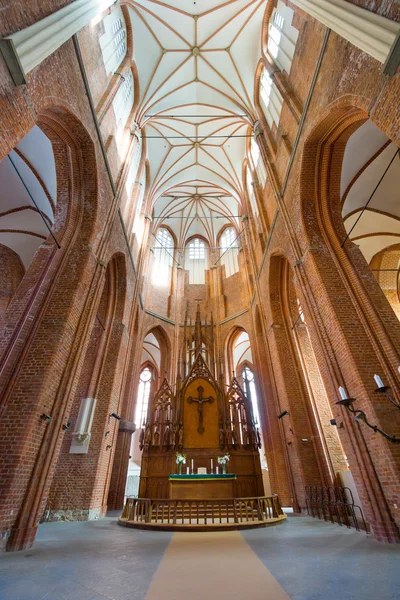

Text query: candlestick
(191, 458), (194, 473)
(211, 458), (213, 473)
(374, 374), (385, 389)
(339, 386), (348, 400)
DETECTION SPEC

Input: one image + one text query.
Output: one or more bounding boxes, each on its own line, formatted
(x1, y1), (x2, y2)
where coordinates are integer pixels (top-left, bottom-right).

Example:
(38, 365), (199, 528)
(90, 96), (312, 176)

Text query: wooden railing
(120, 495), (285, 527)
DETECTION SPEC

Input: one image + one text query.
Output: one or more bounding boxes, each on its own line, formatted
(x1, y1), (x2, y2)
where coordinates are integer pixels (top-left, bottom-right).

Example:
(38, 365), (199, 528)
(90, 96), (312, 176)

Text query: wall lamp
(330, 419), (344, 430)
(278, 410), (289, 420)
(110, 413), (121, 420)
(373, 374), (400, 409)
(62, 421), (71, 431)
(40, 413), (52, 423)
(336, 387), (400, 444)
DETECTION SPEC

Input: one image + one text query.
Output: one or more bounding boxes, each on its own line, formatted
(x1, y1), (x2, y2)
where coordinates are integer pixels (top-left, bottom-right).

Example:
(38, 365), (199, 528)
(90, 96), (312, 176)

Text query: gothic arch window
(219, 227), (239, 278)
(135, 169), (146, 217)
(259, 69), (283, 130)
(185, 237), (209, 284)
(267, 1), (299, 74)
(131, 168), (147, 259)
(123, 134), (142, 220)
(99, 9), (127, 75)
(232, 332), (260, 424)
(135, 367), (153, 427)
(187, 340), (208, 370)
(112, 69), (134, 131)
(152, 227), (174, 286)
(250, 136), (267, 187)
(242, 365), (260, 427)
(246, 164), (258, 218)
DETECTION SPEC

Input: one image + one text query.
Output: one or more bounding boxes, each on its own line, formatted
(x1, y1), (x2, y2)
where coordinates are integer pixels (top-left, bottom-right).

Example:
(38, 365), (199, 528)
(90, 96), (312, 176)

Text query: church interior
(0, 1), (399, 598)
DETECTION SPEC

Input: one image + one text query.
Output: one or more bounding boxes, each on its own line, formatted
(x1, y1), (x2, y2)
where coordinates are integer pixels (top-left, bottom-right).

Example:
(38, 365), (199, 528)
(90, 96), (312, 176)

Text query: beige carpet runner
(145, 530), (291, 599)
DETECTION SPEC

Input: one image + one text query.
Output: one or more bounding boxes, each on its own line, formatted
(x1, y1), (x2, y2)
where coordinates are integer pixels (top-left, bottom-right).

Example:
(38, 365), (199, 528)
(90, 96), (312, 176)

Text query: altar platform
(118, 495), (286, 532)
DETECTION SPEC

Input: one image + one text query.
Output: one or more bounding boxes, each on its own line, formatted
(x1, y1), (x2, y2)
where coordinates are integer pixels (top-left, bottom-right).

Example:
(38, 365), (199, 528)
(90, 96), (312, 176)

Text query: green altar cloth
(169, 474), (236, 480)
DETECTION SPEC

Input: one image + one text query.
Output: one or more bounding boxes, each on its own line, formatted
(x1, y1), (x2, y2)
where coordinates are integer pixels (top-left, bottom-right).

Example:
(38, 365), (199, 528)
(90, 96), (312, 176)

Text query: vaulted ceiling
(129, 0), (267, 246)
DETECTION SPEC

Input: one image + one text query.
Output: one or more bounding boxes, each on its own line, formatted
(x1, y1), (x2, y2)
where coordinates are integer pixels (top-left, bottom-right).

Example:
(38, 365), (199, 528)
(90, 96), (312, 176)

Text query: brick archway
(0, 106), (105, 552)
(297, 99), (400, 542)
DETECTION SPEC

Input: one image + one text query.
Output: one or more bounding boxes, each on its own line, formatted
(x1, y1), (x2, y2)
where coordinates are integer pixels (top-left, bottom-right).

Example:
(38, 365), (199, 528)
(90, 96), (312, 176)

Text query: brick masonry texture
(0, 0), (399, 552)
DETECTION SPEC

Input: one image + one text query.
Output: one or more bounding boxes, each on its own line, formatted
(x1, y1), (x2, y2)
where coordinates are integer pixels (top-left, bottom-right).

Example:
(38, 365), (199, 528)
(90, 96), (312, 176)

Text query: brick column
(107, 420), (136, 510)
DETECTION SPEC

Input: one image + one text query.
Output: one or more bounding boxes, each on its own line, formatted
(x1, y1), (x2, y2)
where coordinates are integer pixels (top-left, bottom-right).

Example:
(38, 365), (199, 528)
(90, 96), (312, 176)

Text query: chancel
(0, 0), (399, 598)
(120, 305), (283, 529)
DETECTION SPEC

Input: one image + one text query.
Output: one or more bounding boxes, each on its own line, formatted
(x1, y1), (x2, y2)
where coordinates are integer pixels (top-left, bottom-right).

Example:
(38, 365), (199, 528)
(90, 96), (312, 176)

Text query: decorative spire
(195, 302), (202, 356)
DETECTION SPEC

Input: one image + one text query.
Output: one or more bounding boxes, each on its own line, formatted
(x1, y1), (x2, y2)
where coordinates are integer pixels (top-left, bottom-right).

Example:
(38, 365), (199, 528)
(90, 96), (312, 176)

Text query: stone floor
(0, 514), (399, 600)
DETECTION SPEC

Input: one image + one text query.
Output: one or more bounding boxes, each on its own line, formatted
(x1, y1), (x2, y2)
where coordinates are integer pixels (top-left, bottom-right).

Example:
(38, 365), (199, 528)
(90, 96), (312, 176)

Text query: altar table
(168, 474), (237, 500)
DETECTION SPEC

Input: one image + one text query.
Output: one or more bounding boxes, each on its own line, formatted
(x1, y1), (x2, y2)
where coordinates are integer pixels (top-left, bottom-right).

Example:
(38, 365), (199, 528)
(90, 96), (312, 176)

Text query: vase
(178, 463), (183, 475)
(222, 464), (227, 474)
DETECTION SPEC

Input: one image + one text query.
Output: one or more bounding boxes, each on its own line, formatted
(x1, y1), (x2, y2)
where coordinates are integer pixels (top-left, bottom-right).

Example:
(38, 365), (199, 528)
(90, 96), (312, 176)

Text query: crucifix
(187, 385), (214, 433)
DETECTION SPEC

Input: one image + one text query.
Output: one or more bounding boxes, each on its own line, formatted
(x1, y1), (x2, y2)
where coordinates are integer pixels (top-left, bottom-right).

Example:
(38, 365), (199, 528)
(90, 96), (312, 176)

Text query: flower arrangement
(217, 453), (230, 465)
(176, 452), (186, 474)
(176, 452), (187, 465)
(217, 453), (230, 473)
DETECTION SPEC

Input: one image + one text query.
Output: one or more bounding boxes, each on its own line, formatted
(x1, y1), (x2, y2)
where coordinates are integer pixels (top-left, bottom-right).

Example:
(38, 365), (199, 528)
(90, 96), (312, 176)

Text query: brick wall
(0, 0), (399, 551)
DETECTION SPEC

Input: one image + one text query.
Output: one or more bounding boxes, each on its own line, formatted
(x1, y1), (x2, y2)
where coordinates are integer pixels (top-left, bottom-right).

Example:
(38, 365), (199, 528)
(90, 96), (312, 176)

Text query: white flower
(217, 454), (230, 465)
(176, 453), (187, 464)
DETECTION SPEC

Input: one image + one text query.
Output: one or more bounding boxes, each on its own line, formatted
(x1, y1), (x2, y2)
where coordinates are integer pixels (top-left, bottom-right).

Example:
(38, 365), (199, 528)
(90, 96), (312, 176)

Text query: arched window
(99, 9), (127, 75)
(135, 367), (152, 427)
(267, 1), (298, 74)
(185, 238), (208, 284)
(152, 228), (173, 286)
(259, 69), (283, 130)
(136, 170), (146, 216)
(189, 238), (205, 259)
(112, 69), (134, 131)
(250, 137), (267, 187)
(220, 227), (239, 277)
(246, 165), (258, 217)
(187, 340), (208, 370)
(125, 134), (142, 200)
(231, 330), (268, 472)
(243, 365), (260, 427)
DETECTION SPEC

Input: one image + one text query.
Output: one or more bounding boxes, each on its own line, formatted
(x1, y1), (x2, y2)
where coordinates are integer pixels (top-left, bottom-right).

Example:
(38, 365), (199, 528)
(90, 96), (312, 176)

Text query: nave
(0, 514), (399, 600)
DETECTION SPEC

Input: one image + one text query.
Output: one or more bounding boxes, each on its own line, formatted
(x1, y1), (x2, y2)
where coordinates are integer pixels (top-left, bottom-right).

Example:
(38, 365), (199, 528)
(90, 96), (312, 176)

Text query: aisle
(145, 530), (290, 600)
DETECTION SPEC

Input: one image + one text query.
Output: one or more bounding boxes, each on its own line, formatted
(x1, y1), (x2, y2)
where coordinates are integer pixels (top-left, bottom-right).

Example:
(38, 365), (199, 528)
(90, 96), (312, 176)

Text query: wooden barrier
(119, 495), (286, 531)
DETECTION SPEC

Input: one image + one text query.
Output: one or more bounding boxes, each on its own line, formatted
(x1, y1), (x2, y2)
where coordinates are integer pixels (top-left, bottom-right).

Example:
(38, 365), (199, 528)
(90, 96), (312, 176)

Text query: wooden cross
(187, 385), (214, 433)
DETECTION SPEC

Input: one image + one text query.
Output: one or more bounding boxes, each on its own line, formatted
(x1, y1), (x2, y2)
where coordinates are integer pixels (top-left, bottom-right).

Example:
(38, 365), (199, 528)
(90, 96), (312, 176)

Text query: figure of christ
(187, 385), (214, 434)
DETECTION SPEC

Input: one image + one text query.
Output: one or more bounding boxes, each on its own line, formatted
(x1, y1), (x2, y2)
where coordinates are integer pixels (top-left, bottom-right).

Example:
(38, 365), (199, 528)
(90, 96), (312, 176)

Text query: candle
(191, 459), (194, 473)
(216, 466), (219, 474)
(339, 386), (348, 400)
(211, 458), (213, 473)
(186, 466), (189, 474)
(374, 374), (384, 389)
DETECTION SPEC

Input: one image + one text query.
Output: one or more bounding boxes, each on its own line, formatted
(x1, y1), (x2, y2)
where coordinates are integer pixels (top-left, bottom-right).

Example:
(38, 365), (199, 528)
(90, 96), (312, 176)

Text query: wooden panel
(183, 378), (219, 449)
(169, 479), (235, 500)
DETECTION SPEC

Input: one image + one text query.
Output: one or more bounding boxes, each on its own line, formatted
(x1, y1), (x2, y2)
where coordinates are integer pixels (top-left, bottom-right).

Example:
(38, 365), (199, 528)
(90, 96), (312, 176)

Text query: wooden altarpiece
(138, 352), (264, 499)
